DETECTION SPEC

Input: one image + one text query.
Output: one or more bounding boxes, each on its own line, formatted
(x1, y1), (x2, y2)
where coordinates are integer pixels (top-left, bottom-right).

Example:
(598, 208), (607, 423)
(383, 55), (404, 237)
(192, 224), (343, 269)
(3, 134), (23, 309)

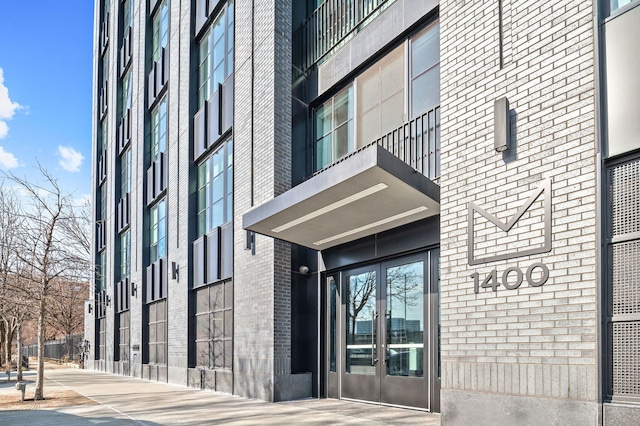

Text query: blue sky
(0, 1), (94, 202)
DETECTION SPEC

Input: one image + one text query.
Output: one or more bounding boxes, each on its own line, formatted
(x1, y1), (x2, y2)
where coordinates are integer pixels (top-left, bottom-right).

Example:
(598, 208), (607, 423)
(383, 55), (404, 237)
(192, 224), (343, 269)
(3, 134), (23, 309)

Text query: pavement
(0, 363), (441, 425)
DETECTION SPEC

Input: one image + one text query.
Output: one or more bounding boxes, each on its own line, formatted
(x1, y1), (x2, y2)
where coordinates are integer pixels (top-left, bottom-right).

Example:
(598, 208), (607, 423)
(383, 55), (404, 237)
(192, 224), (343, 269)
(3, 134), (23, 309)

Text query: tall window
(150, 97), (167, 162)
(120, 230), (130, 280)
(197, 0), (234, 108)
(611, 0), (635, 12)
(120, 149), (131, 196)
(148, 300), (167, 364)
(315, 87), (353, 170)
(313, 23), (440, 172)
(150, 199), (166, 263)
(152, 0), (169, 62)
(100, 186), (108, 222)
(195, 281), (233, 369)
(123, 0), (133, 29)
(197, 139), (233, 237)
(122, 70), (132, 115)
(410, 24), (440, 118)
(97, 251), (107, 292)
(100, 114), (108, 152)
(102, 0), (110, 20)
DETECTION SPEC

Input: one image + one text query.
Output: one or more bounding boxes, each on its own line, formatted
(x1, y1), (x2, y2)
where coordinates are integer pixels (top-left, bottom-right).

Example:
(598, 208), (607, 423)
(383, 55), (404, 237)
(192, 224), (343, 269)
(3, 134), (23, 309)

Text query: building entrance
(325, 250), (440, 411)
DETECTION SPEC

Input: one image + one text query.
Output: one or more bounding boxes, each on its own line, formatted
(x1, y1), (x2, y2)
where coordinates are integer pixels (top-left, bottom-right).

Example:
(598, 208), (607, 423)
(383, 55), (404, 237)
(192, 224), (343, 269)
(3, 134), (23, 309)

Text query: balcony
(243, 144), (439, 251)
(297, 0), (396, 71)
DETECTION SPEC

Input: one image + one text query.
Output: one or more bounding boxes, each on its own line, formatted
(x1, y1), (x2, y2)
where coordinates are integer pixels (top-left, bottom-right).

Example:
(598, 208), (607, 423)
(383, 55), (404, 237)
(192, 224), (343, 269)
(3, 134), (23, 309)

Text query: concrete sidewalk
(0, 364), (441, 425)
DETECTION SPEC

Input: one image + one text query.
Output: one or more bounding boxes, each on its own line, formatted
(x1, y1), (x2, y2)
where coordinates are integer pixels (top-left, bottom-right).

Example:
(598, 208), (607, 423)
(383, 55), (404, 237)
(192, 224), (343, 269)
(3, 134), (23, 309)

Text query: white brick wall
(440, 0), (597, 400)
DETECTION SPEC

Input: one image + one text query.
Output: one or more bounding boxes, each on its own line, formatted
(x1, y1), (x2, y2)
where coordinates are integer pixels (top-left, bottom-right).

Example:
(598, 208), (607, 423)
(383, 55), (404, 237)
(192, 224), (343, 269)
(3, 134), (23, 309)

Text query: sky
(0, 1), (95, 203)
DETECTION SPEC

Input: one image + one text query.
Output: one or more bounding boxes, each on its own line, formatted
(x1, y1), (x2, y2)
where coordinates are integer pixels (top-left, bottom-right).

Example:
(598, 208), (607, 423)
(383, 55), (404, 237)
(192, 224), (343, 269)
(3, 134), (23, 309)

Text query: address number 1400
(471, 263), (549, 294)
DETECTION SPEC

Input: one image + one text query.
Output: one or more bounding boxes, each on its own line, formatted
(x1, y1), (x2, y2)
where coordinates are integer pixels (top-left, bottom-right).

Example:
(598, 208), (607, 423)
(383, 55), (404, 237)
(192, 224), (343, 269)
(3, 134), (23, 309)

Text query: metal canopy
(242, 144), (440, 251)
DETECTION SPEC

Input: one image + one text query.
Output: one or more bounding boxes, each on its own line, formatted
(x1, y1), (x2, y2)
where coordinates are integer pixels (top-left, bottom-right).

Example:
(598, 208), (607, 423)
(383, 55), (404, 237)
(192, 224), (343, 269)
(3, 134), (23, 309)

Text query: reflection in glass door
(341, 267), (380, 402)
(347, 270), (377, 375)
(327, 249), (439, 411)
(386, 261), (424, 378)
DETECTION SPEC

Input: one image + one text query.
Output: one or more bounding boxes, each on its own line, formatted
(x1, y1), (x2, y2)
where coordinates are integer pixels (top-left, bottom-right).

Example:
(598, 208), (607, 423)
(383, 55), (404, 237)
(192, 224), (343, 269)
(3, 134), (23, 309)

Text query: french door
(325, 249), (440, 411)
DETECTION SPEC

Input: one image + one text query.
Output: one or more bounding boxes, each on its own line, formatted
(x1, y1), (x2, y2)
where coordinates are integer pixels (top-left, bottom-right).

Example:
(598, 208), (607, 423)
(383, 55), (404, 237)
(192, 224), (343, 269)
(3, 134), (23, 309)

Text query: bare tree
(0, 184), (23, 371)
(9, 166), (78, 400)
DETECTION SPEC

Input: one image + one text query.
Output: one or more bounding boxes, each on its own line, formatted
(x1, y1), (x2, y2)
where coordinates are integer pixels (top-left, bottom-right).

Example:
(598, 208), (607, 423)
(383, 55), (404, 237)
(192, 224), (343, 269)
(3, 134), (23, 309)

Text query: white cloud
(0, 146), (18, 169)
(73, 193), (91, 208)
(58, 145), (84, 172)
(0, 67), (23, 139)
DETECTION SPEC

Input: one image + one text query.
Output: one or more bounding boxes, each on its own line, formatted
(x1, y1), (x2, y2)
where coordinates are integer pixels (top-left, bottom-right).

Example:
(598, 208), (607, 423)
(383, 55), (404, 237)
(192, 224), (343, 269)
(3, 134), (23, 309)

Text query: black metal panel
(159, 258), (167, 299)
(322, 216), (439, 270)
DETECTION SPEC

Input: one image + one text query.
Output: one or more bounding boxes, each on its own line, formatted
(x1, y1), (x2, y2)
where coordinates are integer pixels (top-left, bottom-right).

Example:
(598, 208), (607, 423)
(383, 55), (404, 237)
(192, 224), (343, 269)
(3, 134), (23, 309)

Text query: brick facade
(439, 0), (599, 423)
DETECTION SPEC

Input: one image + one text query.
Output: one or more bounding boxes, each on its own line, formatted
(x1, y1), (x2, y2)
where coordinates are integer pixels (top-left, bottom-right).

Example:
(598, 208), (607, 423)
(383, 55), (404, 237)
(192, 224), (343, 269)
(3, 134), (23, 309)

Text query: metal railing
(313, 106), (441, 183)
(298, 0), (395, 71)
(375, 106), (441, 182)
(22, 334), (84, 363)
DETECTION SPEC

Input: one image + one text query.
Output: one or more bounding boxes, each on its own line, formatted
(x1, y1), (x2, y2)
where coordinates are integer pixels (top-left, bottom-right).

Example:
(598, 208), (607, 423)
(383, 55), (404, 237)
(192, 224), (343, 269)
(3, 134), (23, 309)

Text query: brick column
(439, 1), (599, 424)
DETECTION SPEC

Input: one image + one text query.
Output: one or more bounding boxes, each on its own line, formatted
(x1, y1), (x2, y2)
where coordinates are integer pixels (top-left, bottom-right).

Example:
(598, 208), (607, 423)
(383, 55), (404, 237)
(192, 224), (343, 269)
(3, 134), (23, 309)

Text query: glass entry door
(327, 250), (439, 411)
(341, 266), (380, 402)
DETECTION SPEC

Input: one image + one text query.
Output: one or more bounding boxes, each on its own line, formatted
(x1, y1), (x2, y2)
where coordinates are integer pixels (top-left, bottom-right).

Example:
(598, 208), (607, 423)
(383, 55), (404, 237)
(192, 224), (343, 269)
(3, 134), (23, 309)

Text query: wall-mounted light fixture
(105, 295), (111, 307)
(131, 282), (137, 298)
(245, 230), (256, 255)
(87, 303), (93, 314)
(171, 262), (179, 280)
(298, 265), (310, 275)
(494, 97), (511, 153)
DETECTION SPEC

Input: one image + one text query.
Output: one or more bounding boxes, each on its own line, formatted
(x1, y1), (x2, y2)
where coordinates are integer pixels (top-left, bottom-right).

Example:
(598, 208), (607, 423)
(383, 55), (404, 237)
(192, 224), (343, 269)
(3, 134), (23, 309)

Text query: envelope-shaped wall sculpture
(467, 178), (552, 265)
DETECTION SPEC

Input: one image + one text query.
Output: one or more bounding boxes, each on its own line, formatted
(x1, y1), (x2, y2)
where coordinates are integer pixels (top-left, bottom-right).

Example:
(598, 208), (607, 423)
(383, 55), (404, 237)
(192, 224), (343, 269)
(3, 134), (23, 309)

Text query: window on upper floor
(122, 70), (132, 115)
(197, 138), (233, 237)
(97, 251), (106, 292)
(150, 96), (168, 162)
(197, 0), (234, 108)
(314, 22), (440, 172)
(152, 0), (169, 62)
(611, 0), (636, 12)
(315, 87), (353, 171)
(120, 149), (131, 197)
(150, 198), (167, 263)
(100, 185), (108, 221)
(120, 229), (131, 280)
(410, 24), (440, 119)
(123, 0), (134, 30)
(100, 112), (108, 153)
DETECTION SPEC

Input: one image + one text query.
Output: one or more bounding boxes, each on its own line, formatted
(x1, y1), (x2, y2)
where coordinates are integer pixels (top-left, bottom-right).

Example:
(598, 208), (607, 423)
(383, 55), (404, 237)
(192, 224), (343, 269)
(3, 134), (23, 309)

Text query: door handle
(371, 311), (378, 366)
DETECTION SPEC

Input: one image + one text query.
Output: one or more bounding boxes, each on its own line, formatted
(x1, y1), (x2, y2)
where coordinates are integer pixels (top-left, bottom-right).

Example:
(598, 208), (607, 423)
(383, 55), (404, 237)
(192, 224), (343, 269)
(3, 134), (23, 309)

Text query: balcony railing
(314, 106), (440, 183)
(375, 106), (440, 182)
(298, 0), (396, 71)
